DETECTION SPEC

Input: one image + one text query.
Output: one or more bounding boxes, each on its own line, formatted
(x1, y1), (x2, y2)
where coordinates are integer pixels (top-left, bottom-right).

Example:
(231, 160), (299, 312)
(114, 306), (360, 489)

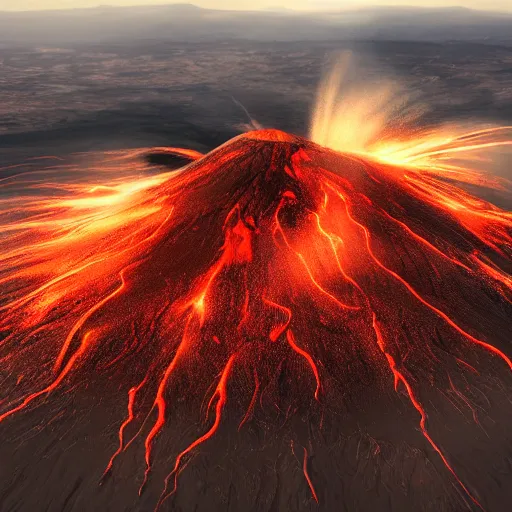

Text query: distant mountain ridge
(0, 4), (510, 45)
(0, 3), (204, 14)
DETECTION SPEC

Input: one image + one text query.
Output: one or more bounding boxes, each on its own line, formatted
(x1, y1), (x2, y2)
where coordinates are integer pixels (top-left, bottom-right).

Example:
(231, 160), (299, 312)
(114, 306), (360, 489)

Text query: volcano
(0, 129), (511, 512)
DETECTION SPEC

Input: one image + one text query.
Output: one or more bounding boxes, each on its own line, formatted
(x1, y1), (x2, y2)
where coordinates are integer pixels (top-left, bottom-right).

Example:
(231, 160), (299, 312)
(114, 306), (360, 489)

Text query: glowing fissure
(156, 354), (236, 510)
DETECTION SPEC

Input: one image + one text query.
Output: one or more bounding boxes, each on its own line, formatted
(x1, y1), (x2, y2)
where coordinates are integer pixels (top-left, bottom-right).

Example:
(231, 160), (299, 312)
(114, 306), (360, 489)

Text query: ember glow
(1, 65), (511, 510)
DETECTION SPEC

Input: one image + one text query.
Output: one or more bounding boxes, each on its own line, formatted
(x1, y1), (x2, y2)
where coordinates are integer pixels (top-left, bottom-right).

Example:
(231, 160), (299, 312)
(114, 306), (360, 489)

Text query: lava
(0, 117), (511, 510)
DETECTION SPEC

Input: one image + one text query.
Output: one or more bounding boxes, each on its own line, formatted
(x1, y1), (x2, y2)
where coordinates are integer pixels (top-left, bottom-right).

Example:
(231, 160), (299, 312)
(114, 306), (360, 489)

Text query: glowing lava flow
(0, 123), (511, 511)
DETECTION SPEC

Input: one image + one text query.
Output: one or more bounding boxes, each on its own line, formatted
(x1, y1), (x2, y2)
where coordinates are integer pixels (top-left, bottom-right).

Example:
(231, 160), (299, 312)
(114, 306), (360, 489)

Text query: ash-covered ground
(1, 39), (512, 158)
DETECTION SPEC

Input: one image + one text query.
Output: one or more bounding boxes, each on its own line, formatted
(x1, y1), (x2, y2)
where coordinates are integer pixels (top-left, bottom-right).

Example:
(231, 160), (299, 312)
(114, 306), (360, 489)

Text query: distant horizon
(1, 1), (511, 15)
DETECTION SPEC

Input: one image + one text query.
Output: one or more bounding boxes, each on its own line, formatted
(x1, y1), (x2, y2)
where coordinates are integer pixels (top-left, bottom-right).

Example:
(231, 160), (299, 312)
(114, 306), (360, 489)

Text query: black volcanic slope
(0, 130), (511, 512)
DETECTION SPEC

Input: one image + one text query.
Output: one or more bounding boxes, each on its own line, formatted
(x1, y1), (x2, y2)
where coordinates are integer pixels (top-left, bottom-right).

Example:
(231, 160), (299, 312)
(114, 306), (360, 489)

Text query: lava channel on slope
(0, 128), (511, 512)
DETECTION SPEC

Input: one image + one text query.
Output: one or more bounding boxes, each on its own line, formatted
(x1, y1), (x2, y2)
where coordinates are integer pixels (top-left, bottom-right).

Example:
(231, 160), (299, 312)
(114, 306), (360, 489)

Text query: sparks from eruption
(311, 52), (512, 177)
(0, 57), (511, 512)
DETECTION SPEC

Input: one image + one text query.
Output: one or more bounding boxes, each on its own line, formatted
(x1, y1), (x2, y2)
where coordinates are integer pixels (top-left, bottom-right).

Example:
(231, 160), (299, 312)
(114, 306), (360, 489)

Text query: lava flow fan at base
(0, 129), (511, 511)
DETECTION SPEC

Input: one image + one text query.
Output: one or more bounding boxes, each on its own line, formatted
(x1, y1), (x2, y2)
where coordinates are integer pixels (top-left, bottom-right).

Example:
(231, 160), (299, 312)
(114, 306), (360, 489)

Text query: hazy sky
(1, 0), (511, 12)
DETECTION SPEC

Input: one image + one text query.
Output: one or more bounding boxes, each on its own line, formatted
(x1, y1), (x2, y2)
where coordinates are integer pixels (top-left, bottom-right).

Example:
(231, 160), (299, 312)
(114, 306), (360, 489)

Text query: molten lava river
(0, 127), (511, 512)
